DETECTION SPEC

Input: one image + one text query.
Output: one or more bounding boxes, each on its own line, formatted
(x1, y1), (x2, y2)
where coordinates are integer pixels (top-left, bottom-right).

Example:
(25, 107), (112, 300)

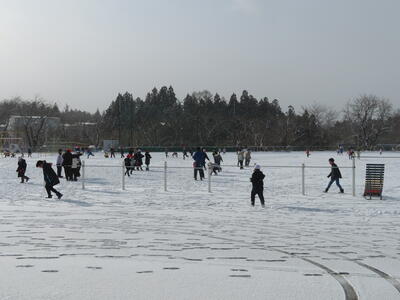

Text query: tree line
(0, 88), (398, 150)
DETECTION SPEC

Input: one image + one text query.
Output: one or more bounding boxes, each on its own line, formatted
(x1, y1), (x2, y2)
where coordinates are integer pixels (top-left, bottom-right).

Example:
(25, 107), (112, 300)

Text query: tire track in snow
(206, 233), (359, 300)
(244, 221), (400, 296)
(270, 248), (359, 300)
(335, 253), (400, 294)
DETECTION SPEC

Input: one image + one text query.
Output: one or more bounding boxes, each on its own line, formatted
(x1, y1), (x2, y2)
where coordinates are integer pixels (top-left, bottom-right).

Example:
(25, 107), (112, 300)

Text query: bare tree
(344, 95), (392, 148)
(303, 102), (338, 129)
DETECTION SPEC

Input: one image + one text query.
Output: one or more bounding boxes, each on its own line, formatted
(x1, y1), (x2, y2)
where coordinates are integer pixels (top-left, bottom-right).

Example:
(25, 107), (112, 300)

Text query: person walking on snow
(134, 150), (144, 171)
(56, 149), (63, 178)
(16, 157), (29, 183)
(110, 147), (116, 158)
(238, 150), (245, 169)
(86, 148), (94, 158)
(192, 147), (206, 180)
(212, 150), (223, 172)
(36, 160), (63, 199)
(127, 150), (135, 175)
(325, 158), (344, 193)
(183, 149), (189, 160)
(145, 151), (152, 171)
(250, 165), (265, 207)
(245, 150), (252, 167)
(62, 149), (73, 181)
(124, 156), (132, 176)
(71, 153), (82, 181)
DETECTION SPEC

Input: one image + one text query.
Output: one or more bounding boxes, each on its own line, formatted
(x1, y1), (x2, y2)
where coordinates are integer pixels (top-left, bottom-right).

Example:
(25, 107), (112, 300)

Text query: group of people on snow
(236, 149), (252, 169)
(192, 148), (226, 180)
(13, 146), (350, 207)
(124, 149), (152, 176)
(57, 149), (82, 181)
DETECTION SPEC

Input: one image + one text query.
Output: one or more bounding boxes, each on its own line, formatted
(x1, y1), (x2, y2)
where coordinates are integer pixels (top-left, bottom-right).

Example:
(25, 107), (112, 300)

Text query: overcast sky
(1, 0), (399, 112)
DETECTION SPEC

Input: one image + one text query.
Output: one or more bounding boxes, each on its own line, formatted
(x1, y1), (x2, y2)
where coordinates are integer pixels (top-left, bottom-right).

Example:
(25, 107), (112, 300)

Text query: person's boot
(47, 195), (52, 199)
(324, 189), (328, 193)
(340, 189), (344, 194)
(25, 177), (29, 183)
(57, 193), (63, 200)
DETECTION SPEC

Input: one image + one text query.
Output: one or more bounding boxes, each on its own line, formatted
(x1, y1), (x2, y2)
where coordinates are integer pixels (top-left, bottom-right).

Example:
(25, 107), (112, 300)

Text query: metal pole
(208, 167), (212, 193)
(164, 161), (167, 192)
(301, 163), (305, 195)
(81, 160), (85, 190)
(352, 158), (356, 197)
(122, 160), (125, 190)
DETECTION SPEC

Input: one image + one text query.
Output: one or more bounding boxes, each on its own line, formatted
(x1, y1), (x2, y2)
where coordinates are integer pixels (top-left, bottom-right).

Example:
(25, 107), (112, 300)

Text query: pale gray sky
(1, 0), (399, 112)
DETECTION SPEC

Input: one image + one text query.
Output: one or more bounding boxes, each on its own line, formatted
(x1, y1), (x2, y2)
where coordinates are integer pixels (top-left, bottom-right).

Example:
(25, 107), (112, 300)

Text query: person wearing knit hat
(250, 164), (265, 207)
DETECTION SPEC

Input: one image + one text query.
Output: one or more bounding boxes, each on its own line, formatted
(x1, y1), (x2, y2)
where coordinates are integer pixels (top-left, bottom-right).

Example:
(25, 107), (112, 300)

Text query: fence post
(81, 160), (85, 190)
(352, 158), (356, 197)
(164, 161), (167, 192)
(301, 163), (305, 195)
(208, 167), (212, 193)
(122, 160), (125, 190)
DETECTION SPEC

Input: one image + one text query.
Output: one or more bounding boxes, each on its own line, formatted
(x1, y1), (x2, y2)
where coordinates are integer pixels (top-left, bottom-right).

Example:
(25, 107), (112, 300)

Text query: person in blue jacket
(192, 147), (207, 180)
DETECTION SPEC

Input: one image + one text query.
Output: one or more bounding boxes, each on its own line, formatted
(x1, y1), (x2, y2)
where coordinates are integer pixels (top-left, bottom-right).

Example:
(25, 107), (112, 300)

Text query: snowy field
(1, 151), (400, 300)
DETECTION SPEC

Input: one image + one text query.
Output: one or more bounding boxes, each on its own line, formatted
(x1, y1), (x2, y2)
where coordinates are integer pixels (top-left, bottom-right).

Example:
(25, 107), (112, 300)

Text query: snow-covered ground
(1, 151), (400, 300)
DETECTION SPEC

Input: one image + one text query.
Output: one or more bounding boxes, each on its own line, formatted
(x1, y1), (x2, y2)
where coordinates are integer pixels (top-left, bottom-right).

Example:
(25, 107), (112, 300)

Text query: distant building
(62, 122), (99, 146)
(8, 115), (61, 131)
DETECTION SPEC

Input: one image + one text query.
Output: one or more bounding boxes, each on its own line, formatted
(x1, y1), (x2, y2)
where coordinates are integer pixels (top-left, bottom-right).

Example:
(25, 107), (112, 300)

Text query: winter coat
(17, 159), (27, 177)
(250, 169), (265, 191)
(62, 152), (73, 167)
(42, 162), (60, 186)
(145, 153), (152, 165)
(328, 163), (342, 179)
(245, 151), (251, 160)
(134, 152), (144, 166)
(71, 155), (81, 169)
(56, 154), (63, 166)
(124, 157), (131, 167)
(238, 151), (245, 161)
(193, 151), (207, 165)
(213, 154), (223, 165)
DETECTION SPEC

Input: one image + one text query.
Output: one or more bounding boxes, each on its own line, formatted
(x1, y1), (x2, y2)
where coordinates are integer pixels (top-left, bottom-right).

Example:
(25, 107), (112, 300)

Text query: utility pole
(118, 98), (121, 145)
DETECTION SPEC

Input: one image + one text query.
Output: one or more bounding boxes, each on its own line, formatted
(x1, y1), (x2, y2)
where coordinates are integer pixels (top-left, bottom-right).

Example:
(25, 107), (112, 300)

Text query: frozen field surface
(1, 151), (400, 300)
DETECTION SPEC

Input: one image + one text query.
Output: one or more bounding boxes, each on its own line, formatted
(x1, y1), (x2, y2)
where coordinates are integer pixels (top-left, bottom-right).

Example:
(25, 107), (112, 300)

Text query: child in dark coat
(250, 165), (265, 207)
(145, 151), (152, 171)
(124, 157), (131, 176)
(17, 157), (30, 183)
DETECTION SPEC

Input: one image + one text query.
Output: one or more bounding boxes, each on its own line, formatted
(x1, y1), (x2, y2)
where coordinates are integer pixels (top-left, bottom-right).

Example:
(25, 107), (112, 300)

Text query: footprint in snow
(136, 270), (154, 274)
(229, 274), (251, 278)
(86, 266), (102, 270)
(41, 270), (59, 273)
